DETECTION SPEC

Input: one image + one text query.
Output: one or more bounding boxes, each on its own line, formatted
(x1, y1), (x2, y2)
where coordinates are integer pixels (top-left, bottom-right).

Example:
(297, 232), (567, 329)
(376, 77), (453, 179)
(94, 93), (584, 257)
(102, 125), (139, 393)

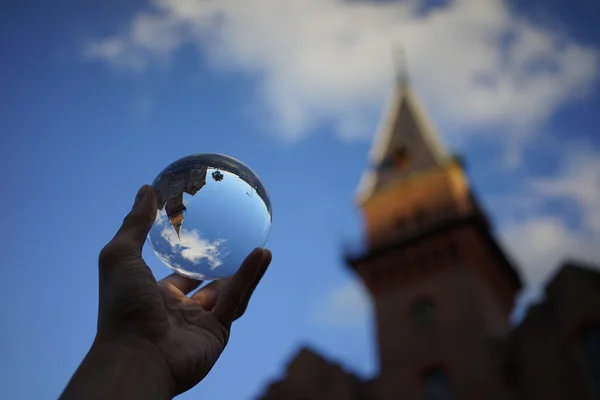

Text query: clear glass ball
(147, 153), (272, 280)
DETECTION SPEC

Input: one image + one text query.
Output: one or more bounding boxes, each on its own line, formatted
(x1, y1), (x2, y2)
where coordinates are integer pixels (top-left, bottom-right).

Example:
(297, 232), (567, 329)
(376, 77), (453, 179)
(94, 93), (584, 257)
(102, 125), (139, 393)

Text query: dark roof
(256, 344), (368, 399)
(155, 153), (272, 215)
(286, 345), (333, 369)
(545, 260), (600, 300)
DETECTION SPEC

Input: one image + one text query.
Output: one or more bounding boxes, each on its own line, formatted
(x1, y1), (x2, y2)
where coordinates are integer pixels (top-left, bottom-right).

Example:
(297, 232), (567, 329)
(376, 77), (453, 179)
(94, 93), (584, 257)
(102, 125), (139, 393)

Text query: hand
(69, 185), (272, 398)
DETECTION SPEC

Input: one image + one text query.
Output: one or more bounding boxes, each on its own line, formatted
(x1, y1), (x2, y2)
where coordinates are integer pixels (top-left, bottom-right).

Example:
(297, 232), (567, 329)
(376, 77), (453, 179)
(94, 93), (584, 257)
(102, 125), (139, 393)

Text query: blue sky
(1, 0), (599, 399)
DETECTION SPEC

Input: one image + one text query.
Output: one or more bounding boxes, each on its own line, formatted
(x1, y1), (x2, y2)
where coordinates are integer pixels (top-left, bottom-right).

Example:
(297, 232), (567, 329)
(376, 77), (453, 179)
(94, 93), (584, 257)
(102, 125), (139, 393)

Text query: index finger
(212, 248), (267, 326)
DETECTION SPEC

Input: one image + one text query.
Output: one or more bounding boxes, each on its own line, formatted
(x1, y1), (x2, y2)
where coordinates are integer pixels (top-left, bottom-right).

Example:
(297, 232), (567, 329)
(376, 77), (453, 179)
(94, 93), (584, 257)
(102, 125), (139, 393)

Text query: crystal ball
(147, 153), (272, 280)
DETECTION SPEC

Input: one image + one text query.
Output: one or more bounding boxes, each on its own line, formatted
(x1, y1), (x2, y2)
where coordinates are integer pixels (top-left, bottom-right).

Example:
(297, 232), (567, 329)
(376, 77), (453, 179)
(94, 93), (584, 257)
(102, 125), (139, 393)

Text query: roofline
(356, 82), (449, 204)
(355, 154), (465, 206)
(344, 211), (523, 292)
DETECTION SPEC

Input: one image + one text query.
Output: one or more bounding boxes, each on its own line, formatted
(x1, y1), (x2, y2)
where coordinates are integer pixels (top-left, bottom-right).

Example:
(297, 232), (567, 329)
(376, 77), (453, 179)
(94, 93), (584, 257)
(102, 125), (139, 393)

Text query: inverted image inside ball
(147, 153), (272, 281)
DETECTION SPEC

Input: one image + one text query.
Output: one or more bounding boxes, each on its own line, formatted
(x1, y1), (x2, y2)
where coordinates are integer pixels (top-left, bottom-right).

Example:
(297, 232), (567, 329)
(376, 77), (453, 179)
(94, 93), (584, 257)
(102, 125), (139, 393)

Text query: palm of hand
(95, 185), (271, 397)
(153, 281), (230, 393)
(99, 250), (269, 396)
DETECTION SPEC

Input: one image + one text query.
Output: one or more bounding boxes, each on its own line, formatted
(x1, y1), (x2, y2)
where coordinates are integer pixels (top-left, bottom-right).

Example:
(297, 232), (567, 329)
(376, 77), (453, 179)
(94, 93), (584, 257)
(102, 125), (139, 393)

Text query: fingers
(160, 273), (203, 295)
(115, 185), (157, 251)
(233, 249), (271, 320)
(98, 185), (157, 270)
(190, 281), (219, 310)
(212, 248), (270, 326)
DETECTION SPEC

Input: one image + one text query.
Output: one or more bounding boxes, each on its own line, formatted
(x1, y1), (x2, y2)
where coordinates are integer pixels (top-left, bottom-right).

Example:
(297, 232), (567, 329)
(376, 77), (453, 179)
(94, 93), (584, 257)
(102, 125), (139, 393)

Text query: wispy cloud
(160, 227), (226, 270)
(155, 209), (227, 270)
(313, 280), (371, 327)
(84, 0), (598, 145)
(500, 145), (600, 290)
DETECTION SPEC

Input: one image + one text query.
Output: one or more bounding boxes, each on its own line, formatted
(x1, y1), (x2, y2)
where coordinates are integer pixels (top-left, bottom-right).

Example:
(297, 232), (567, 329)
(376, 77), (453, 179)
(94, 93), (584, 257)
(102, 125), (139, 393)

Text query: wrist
(61, 335), (175, 400)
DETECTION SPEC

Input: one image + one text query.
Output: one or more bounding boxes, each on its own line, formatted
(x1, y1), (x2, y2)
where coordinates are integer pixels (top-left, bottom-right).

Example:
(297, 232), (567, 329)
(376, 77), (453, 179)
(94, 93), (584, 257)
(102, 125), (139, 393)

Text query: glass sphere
(147, 153), (272, 280)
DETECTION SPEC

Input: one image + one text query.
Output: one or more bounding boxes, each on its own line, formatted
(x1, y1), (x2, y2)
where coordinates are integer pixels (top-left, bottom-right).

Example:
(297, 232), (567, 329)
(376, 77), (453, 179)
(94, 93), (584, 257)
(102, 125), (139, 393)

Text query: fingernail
(133, 186), (147, 209)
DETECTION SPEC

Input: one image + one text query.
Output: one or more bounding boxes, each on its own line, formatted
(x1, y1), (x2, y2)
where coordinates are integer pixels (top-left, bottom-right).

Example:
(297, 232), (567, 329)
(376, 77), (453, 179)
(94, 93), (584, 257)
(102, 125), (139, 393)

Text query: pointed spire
(169, 212), (184, 239)
(392, 43), (409, 87)
(165, 192), (186, 239)
(355, 51), (448, 205)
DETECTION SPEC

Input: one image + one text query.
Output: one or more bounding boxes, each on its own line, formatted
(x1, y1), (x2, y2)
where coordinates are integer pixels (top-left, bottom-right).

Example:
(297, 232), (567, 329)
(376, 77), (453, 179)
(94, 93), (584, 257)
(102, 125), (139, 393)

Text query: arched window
(393, 145), (410, 170)
(580, 325), (600, 398)
(422, 368), (455, 400)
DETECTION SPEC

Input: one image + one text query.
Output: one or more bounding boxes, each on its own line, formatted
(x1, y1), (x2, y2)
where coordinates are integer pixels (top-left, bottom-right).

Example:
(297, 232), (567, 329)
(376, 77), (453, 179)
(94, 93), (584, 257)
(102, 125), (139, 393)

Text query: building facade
(257, 76), (600, 399)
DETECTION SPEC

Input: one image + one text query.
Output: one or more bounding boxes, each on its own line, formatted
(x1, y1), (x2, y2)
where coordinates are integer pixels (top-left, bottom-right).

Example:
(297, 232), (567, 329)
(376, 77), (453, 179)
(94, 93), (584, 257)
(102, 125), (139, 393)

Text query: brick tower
(346, 74), (523, 399)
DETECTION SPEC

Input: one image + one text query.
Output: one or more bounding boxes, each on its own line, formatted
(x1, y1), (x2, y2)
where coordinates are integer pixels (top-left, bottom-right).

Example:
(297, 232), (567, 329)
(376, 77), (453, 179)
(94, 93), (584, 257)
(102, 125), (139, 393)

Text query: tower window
(422, 368), (455, 400)
(580, 325), (600, 398)
(376, 144), (410, 172)
(393, 145), (410, 170)
(411, 298), (436, 326)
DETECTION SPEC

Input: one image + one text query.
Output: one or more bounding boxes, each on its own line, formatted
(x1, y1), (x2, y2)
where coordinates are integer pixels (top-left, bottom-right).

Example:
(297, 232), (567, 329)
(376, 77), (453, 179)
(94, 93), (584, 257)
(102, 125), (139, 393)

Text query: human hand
(63, 185), (272, 399)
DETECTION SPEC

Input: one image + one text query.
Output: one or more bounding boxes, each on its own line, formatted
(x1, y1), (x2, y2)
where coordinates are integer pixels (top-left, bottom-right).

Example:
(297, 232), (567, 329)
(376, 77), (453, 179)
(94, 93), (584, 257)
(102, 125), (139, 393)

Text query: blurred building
(257, 75), (600, 399)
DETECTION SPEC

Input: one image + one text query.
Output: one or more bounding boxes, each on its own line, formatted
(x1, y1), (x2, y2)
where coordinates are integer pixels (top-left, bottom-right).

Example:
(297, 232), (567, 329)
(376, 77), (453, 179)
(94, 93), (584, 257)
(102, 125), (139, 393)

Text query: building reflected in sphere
(148, 154), (271, 280)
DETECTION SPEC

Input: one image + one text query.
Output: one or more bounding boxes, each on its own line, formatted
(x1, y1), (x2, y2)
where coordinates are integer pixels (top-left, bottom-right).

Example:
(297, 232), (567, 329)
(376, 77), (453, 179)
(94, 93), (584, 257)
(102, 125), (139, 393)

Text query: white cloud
(85, 0), (598, 143)
(155, 208), (165, 222)
(533, 148), (600, 234)
(84, 1), (599, 167)
(156, 209), (227, 269)
(477, 147), (600, 323)
(501, 146), (600, 288)
(502, 217), (600, 290)
(313, 280), (371, 327)
(160, 226), (226, 269)
(501, 213), (600, 324)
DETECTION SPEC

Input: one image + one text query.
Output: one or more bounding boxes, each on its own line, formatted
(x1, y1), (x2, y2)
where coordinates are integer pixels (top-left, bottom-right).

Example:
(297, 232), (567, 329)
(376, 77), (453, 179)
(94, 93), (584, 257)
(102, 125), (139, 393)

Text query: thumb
(98, 185), (157, 270)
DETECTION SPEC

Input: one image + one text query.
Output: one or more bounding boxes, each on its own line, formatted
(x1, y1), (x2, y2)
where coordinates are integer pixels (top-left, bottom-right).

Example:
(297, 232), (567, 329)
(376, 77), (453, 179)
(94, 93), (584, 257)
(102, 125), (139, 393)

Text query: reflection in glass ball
(147, 153), (272, 280)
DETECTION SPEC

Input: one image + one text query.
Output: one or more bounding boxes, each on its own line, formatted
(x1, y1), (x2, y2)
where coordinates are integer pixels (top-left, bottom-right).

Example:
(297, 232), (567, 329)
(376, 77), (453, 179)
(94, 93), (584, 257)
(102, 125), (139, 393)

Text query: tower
(186, 166), (208, 196)
(162, 167), (207, 238)
(346, 75), (522, 399)
(166, 194), (186, 238)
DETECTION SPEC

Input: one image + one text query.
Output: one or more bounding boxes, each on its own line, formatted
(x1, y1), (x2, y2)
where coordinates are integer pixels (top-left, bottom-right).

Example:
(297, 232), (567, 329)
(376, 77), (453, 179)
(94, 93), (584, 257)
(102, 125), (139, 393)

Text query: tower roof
(169, 212), (184, 239)
(356, 77), (448, 205)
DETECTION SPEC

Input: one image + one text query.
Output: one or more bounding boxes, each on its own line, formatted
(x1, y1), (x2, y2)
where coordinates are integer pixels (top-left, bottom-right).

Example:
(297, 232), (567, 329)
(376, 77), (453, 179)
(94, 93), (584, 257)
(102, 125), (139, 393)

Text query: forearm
(60, 338), (174, 400)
